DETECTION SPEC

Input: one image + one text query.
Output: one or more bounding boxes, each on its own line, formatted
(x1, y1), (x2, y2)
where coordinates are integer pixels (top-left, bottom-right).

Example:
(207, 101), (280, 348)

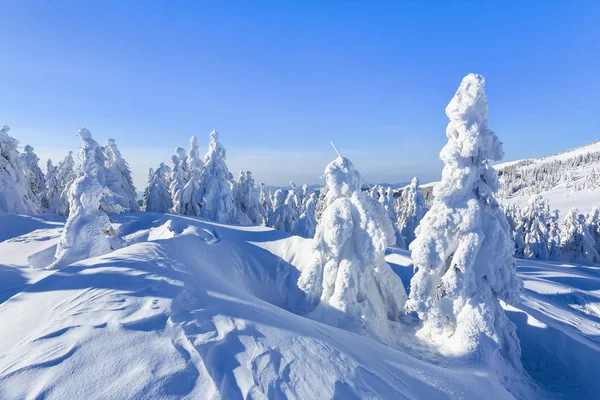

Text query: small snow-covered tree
(519, 195), (551, 260)
(547, 209), (562, 260)
(397, 177), (428, 247)
(504, 204), (525, 258)
(143, 163), (172, 213)
(286, 181), (301, 215)
(238, 170), (260, 225)
(20, 145), (46, 198)
(268, 189), (297, 233)
(298, 155), (407, 339)
(379, 186), (405, 248)
(585, 168), (600, 191)
(197, 130), (249, 224)
(42, 159), (60, 211)
(169, 154), (186, 213)
(299, 184), (310, 214)
(406, 74), (523, 366)
(587, 207), (600, 255)
(104, 138), (138, 211)
(175, 147), (189, 183)
(0, 125), (41, 214)
(55, 151), (77, 216)
(173, 136), (204, 216)
(293, 192), (318, 238)
(258, 183), (272, 226)
(50, 128), (121, 269)
(561, 208), (600, 264)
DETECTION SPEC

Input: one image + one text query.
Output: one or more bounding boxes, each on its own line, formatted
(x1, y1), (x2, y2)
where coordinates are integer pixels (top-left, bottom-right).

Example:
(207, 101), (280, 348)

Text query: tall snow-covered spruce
(50, 128), (121, 269)
(197, 130), (250, 224)
(406, 74), (523, 367)
(20, 144), (46, 198)
(143, 163), (172, 213)
(298, 154), (407, 341)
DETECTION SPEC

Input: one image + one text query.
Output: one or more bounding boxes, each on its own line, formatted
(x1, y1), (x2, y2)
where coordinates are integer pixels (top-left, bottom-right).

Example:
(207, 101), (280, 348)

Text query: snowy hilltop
(1, 73), (600, 399)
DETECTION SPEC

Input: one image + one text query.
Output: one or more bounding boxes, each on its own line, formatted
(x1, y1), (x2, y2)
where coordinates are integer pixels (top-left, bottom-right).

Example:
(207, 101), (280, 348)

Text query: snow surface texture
(4, 211), (600, 399)
(407, 74), (523, 371)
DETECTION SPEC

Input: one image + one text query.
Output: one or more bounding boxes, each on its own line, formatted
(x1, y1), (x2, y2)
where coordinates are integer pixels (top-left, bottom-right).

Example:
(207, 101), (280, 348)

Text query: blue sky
(1, 1), (598, 188)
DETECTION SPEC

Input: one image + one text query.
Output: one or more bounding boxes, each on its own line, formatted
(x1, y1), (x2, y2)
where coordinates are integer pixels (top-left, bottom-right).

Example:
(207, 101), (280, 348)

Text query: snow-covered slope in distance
(1, 212), (599, 399)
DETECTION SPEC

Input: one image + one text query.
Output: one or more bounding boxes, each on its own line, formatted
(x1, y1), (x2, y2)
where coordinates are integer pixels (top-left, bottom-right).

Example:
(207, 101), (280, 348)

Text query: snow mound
(0, 213), (549, 399)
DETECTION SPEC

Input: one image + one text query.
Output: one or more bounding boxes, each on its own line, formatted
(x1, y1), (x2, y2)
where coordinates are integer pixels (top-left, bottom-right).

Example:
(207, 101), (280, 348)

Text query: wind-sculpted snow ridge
(0, 212), (553, 399)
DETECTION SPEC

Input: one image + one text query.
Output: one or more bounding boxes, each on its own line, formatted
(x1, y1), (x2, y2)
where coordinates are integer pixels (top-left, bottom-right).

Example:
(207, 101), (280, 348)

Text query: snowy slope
(1, 213), (599, 399)
(496, 141), (600, 215)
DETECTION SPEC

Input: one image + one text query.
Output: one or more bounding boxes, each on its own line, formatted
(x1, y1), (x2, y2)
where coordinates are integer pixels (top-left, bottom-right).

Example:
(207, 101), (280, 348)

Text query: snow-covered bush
(197, 130), (249, 224)
(20, 145), (45, 198)
(50, 128), (121, 269)
(397, 177), (428, 247)
(298, 155), (407, 339)
(104, 139), (138, 211)
(143, 163), (173, 213)
(268, 189), (297, 233)
(0, 125), (41, 214)
(406, 74), (523, 367)
(293, 192), (317, 238)
(561, 207), (600, 264)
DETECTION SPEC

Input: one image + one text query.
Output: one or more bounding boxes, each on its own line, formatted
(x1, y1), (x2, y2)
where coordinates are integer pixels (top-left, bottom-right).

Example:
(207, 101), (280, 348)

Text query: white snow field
(1, 212), (599, 399)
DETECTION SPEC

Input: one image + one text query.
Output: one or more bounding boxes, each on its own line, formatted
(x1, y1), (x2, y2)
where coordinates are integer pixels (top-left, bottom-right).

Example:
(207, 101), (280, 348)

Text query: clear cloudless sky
(1, 1), (598, 188)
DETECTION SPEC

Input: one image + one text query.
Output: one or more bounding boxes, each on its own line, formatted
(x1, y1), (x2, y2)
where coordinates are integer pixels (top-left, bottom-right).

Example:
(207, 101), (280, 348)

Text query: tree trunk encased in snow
(406, 74), (523, 367)
(298, 156), (407, 340)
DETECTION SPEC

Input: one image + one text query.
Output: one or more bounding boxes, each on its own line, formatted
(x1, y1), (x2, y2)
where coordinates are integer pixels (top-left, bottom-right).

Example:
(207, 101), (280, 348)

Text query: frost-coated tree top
(438, 73), (504, 203)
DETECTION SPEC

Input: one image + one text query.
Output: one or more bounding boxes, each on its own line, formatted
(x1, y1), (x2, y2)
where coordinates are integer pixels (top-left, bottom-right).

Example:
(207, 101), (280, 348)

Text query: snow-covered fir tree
(293, 192), (318, 238)
(503, 204), (525, 258)
(561, 208), (600, 264)
(0, 125), (41, 214)
(586, 207), (600, 255)
(267, 189), (297, 233)
(50, 128), (122, 269)
(406, 74), (523, 367)
(20, 145), (46, 198)
(169, 154), (186, 213)
(197, 130), (249, 224)
(547, 209), (562, 260)
(519, 195), (551, 260)
(397, 177), (428, 247)
(175, 146), (189, 183)
(298, 155), (407, 339)
(55, 151), (77, 216)
(173, 136), (203, 216)
(42, 159), (60, 211)
(379, 186), (405, 248)
(299, 184), (310, 214)
(585, 167), (600, 191)
(237, 170), (260, 225)
(285, 181), (301, 216)
(143, 163), (173, 213)
(258, 182), (272, 226)
(104, 138), (138, 211)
